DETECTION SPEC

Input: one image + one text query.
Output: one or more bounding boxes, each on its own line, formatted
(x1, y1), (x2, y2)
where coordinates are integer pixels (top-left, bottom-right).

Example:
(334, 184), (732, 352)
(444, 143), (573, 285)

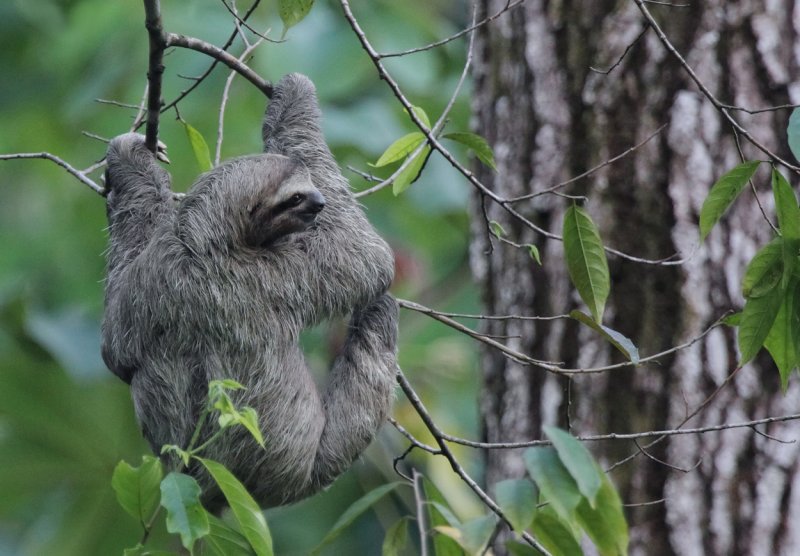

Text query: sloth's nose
(306, 190), (325, 214)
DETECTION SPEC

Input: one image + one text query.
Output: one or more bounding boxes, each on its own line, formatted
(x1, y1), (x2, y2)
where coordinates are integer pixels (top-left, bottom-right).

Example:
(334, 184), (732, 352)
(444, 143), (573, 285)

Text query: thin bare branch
(378, 0), (525, 59)
(1, 153), (104, 194)
(589, 25), (648, 75)
(436, 412), (800, 450)
(216, 36), (266, 165)
(354, 3), (478, 198)
(632, 0), (800, 173)
(220, 0), (279, 43)
(166, 33), (272, 96)
(143, 0), (168, 152)
(509, 125), (666, 202)
(396, 370), (553, 555)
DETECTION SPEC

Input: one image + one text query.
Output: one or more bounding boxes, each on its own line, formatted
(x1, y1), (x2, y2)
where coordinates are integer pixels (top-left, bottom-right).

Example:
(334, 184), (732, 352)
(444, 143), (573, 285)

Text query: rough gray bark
(470, 1), (800, 554)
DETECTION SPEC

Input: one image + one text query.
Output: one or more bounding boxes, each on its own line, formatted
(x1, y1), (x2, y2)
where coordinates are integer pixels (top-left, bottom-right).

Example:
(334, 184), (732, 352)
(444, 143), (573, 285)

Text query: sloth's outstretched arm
(103, 133), (174, 383)
(262, 74), (395, 319)
(308, 293), (399, 493)
(104, 133), (174, 275)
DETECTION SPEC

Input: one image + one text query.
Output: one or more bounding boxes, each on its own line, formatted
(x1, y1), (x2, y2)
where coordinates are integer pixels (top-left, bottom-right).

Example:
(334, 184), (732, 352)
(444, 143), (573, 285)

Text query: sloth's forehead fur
(189, 153), (312, 209)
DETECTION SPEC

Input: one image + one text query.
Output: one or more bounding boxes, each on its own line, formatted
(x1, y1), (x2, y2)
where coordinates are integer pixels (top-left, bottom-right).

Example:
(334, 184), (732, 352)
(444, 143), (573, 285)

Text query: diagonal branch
(141, 0), (271, 153)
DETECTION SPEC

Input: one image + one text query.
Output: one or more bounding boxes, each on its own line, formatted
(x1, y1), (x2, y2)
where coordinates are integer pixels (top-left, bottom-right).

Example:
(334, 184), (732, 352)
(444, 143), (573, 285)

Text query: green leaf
(772, 169), (800, 291)
(182, 121), (213, 173)
(569, 310), (640, 363)
(788, 108), (800, 164)
(237, 407), (265, 447)
(742, 238), (783, 298)
(544, 426), (603, 507)
(203, 513), (256, 556)
(382, 517), (409, 556)
(495, 479), (538, 532)
(112, 455), (164, 525)
(443, 131), (497, 170)
(490, 220), (507, 238)
(738, 284), (784, 364)
(421, 477), (464, 556)
(525, 244), (542, 265)
(209, 379), (245, 393)
(373, 132), (426, 167)
(524, 447), (582, 522)
(161, 444), (191, 467)
(407, 105), (431, 129)
(562, 205), (610, 323)
(435, 514), (497, 555)
(699, 161), (760, 240)
(722, 312), (742, 326)
(764, 279), (800, 390)
(278, 0), (314, 35)
(311, 482), (404, 554)
(159, 472), (210, 551)
(392, 146), (430, 196)
(772, 168), (800, 240)
(196, 458), (273, 556)
(530, 509), (583, 556)
(574, 474), (629, 556)
(506, 539), (549, 556)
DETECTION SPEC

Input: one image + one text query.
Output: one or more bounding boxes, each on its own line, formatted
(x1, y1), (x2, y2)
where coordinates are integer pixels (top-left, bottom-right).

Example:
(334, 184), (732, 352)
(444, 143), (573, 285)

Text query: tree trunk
(470, 1), (800, 554)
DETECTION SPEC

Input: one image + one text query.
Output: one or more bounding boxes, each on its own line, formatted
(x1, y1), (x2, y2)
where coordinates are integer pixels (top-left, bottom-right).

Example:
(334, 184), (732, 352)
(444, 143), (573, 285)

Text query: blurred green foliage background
(0, 0), (485, 553)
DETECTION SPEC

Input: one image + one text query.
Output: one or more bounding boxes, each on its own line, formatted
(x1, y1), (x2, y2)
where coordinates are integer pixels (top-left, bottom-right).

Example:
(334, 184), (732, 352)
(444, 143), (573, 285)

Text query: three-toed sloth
(101, 74), (398, 509)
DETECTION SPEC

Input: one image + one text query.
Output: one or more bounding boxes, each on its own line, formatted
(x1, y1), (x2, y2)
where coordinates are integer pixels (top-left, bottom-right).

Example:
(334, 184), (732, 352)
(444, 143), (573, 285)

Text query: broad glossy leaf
(699, 161), (760, 240)
(203, 513), (256, 556)
(544, 426), (602, 507)
(772, 169), (800, 290)
(443, 131), (497, 170)
(742, 238), (783, 298)
(574, 473), (629, 556)
(495, 479), (538, 532)
(278, 0), (314, 35)
(408, 105), (431, 129)
(772, 169), (800, 240)
(435, 514), (497, 555)
(764, 279), (800, 390)
(182, 122), (213, 173)
(524, 447), (582, 522)
(789, 108), (800, 164)
(506, 539), (549, 556)
(382, 517), (409, 556)
(422, 477), (464, 556)
(562, 205), (610, 323)
(112, 455), (163, 524)
(197, 458), (272, 556)
(530, 509), (582, 556)
(738, 284), (784, 365)
(311, 482), (404, 554)
(569, 310), (640, 363)
(160, 472), (210, 551)
(722, 312), (742, 326)
(373, 132), (425, 167)
(393, 146), (431, 196)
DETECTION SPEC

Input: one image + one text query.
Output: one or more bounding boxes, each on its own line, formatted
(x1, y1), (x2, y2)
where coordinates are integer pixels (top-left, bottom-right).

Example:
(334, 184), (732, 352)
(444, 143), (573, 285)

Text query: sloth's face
(244, 171), (326, 248)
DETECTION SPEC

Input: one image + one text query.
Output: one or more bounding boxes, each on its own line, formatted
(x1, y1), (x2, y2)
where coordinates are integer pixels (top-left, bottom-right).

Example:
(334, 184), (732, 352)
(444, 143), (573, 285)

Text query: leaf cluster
(112, 379), (273, 555)
(700, 159), (800, 389)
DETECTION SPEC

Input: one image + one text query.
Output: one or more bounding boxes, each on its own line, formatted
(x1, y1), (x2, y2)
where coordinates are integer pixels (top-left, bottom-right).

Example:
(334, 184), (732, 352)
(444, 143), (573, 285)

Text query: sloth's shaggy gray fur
(101, 74), (398, 509)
